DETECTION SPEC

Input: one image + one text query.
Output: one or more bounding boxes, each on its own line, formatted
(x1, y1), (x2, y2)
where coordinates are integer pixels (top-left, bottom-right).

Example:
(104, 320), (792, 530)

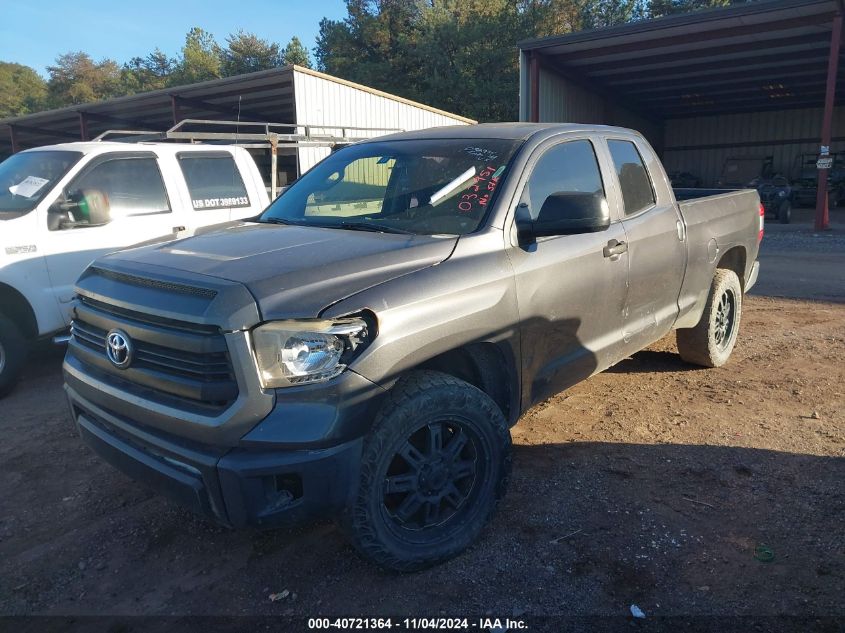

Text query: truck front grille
(69, 297), (239, 410)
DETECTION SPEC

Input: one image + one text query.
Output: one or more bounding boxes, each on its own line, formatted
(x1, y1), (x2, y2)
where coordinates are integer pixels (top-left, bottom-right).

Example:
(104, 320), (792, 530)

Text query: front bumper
(64, 368), (385, 528)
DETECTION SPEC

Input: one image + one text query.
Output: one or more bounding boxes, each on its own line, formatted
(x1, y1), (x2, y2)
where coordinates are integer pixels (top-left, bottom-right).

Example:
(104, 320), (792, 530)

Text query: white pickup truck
(0, 141), (270, 395)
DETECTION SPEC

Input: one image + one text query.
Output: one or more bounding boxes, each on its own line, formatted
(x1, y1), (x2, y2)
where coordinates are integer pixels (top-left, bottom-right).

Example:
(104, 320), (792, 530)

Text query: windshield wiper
(339, 221), (417, 235)
(261, 217), (300, 225)
(261, 217), (416, 235)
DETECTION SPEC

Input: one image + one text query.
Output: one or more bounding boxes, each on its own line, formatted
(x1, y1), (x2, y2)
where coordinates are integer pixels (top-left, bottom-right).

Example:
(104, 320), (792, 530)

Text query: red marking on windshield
(459, 165), (501, 214)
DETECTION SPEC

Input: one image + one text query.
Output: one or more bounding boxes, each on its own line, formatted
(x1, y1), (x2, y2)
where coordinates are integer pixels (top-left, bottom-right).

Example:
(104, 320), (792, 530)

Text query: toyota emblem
(105, 329), (133, 369)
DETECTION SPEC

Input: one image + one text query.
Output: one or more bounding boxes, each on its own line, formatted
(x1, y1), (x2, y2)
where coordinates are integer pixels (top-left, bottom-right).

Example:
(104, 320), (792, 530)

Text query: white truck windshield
(0, 151), (83, 219)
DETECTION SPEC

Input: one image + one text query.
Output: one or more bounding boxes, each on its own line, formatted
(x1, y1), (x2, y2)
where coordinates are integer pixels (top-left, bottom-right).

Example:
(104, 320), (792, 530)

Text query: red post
(530, 52), (540, 123)
(815, 13), (842, 231)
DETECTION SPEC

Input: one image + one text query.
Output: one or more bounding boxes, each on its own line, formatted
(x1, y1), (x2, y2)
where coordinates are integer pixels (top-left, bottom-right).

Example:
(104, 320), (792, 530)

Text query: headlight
(778, 190), (786, 197)
(252, 316), (371, 388)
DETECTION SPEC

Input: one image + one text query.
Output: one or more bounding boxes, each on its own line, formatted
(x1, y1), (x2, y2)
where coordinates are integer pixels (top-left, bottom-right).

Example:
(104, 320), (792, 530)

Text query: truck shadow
(605, 350), (702, 374)
(16, 340), (66, 386)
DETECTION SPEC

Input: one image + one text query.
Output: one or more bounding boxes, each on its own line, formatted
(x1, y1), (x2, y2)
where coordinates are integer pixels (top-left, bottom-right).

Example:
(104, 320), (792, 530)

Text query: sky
(0, 0), (348, 76)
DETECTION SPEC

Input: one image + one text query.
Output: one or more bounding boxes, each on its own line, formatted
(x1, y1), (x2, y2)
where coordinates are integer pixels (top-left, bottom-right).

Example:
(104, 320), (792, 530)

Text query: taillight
(758, 202), (765, 242)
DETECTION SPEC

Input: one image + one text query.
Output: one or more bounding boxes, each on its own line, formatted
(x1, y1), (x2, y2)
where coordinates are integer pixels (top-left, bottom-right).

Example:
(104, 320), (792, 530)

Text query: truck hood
(103, 222), (458, 320)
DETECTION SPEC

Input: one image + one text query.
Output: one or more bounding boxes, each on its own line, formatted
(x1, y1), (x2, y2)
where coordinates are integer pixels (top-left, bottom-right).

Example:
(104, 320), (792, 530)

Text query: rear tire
(677, 269), (742, 368)
(342, 370), (511, 571)
(0, 314), (29, 398)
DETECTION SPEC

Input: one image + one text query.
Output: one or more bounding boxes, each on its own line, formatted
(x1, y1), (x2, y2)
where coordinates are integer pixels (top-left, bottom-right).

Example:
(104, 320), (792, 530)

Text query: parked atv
(791, 153), (844, 208)
(748, 175), (792, 224)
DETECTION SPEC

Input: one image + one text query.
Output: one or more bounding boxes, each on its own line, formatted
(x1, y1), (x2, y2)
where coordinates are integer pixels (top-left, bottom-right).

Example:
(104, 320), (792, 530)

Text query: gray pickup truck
(63, 123), (762, 571)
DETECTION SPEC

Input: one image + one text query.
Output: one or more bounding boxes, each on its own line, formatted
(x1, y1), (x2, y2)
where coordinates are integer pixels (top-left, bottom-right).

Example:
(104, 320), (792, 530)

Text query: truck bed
(673, 188), (761, 329)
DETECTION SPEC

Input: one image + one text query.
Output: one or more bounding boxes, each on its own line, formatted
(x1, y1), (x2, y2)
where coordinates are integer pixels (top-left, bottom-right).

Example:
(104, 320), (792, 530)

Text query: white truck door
(174, 151), (257, 228)
(39, 151), (181, 323)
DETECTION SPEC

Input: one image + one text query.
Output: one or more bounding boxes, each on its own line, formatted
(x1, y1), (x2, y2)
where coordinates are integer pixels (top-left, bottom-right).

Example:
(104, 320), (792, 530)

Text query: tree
(121, 49), (175, 93)
(221, 31), (281, 76)
(646, 0), (732, 18)
(316, 0), (530, 121)
(282, 36), (312, 68)
(316, 0), (421, 89)
(407, 0), (528, 121)
(171, 27), (221, 85)
(46, 52), (123, 107)
(579, 0), (641, 28)
(0, 62), (47, 117)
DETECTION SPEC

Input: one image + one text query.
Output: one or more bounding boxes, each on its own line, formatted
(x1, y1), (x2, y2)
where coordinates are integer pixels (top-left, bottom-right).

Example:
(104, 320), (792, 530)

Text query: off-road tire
(342, 370), (512, 572)
(778, 200), (791, 224)
(0, 313), (28, 398)
(677, 269), (742, 368)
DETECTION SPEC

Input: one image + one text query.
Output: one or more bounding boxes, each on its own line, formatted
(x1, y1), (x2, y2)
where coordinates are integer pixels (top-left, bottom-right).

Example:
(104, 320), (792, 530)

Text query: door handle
(172, 225), (186, 234)
(603, 239), (628, 258)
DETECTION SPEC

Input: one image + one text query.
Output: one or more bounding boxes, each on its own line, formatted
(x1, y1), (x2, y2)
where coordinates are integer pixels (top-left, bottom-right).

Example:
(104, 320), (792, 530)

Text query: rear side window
(607, 140), (655, 216)
(522, 140), (605, 220)
(178, 153), (250, 210)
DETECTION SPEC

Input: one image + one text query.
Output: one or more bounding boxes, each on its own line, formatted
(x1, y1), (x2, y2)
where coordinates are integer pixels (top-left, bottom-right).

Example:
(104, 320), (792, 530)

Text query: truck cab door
(604, 138), (686, 355)
(39, 152), (180, 323)
(507, 138), (629, 407)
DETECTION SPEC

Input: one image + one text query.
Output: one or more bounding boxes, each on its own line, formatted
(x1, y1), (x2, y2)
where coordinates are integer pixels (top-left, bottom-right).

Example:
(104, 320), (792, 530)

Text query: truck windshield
(259, 139), (521, 235)
(0, 150), (83, 219)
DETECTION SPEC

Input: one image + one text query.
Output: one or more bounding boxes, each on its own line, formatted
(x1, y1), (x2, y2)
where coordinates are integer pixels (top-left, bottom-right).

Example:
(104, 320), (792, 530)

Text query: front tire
(343, 371), (511, 571)
(676, 269), (742, 368)
(0, 314), (29, 398)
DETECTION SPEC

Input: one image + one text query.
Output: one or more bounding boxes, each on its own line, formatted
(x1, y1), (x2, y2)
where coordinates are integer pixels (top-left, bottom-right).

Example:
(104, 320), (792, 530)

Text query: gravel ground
(751, 208), (845, 303)
(1, 294), (843, 632)
(761, 228), (845, 252)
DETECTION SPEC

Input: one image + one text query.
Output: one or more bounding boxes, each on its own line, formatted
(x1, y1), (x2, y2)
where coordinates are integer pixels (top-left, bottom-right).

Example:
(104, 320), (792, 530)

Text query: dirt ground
(1, 294), (843, 630)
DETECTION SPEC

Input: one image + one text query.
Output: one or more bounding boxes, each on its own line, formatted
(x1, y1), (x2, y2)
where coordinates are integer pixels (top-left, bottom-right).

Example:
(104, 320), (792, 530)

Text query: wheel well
(0, 283), (38, 339)
(416, 343), (518, 424)
(716, 246), (747, 290)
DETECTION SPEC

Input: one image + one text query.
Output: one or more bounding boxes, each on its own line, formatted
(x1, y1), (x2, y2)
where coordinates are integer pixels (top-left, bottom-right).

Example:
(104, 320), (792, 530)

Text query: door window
(49, 156), (170, 231)
(522, 140), (605, 220)
(607, 140), (655, 216)
(178, 153), (250, 210)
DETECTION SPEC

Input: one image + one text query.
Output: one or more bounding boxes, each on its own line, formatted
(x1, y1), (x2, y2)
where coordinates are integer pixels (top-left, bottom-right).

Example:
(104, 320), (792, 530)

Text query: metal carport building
(0, 65), (475, 189)
(518, 0), (843, 229)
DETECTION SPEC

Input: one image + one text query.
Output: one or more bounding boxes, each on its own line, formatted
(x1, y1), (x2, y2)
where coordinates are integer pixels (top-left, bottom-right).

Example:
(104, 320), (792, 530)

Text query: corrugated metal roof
(0, 65), (475, 156)
(519, 0), (843, 119)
